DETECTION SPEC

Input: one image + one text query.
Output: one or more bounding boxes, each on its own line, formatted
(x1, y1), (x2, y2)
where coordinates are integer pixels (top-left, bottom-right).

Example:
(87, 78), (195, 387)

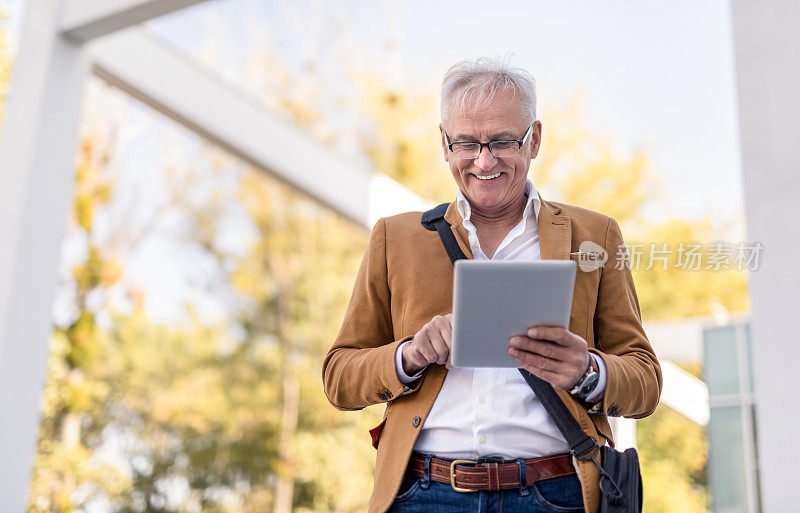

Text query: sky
(0, 0), (747, 321)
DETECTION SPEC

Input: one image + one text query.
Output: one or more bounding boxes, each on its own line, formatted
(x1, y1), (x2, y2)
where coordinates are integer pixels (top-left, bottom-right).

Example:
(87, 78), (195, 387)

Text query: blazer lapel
(443, 202), (474, 259)
(536, 193), (571, 261)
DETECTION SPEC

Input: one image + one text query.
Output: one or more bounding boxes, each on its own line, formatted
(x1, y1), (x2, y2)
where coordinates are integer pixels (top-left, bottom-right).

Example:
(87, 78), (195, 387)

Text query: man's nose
(474, 145), (498, 171)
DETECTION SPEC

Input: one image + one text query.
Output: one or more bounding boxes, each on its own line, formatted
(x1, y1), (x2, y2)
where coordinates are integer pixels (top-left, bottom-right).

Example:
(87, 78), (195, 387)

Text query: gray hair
(440, 56), (537, 126)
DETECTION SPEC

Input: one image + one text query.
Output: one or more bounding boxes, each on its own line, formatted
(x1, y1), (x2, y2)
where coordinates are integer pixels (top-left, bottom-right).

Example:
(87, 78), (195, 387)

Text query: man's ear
(439, 124), (450, 162)
(530, 120), (543, 159)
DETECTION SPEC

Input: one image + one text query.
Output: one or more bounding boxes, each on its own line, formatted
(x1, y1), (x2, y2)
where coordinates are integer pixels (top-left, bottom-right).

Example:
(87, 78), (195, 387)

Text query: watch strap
(569, 358), (600, 398)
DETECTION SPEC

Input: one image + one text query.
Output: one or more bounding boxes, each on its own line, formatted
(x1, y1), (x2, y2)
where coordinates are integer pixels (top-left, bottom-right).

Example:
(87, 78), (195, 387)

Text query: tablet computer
(450, 259), (577, 368)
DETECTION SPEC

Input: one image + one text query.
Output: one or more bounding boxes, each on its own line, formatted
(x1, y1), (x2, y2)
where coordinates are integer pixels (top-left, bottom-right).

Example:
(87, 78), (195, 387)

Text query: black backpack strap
(517, 369), (599, 459)
(524, 367), (631, 506)
(420, 202), (449, 230)
(421, 202), (468, 264)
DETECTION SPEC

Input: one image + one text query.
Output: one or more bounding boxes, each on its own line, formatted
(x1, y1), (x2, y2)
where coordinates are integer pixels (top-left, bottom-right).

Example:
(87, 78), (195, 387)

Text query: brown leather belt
(406, 452), (575, 492)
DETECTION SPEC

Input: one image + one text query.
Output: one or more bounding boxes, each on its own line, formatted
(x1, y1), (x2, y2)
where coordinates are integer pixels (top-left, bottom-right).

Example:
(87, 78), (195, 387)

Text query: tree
(231, 170), (379, 513)
(637, 365), (709, 513)
(629, 217), (749, 321)
(355, 73), (453, 203)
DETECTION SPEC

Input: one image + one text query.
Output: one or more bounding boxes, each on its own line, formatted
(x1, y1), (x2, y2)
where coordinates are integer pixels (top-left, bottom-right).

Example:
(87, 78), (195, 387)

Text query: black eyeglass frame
(443, 123), (535, 159)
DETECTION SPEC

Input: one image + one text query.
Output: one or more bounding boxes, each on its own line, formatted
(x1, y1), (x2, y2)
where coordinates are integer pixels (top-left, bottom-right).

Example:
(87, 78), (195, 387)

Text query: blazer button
(378, 392), (387, 401)
(412, 416), (421, 428)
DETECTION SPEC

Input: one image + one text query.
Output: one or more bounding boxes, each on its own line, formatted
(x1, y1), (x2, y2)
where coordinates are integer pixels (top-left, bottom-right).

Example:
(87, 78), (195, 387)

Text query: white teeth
(475, 173), (501, 180)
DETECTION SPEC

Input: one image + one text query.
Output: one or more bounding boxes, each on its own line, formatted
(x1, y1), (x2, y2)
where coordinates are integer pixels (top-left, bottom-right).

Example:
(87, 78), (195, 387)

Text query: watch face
(578, 373), (600, 397)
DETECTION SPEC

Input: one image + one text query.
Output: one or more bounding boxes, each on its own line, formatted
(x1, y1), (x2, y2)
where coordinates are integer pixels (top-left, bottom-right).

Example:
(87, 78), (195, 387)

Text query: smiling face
(440, 89), (542, 219)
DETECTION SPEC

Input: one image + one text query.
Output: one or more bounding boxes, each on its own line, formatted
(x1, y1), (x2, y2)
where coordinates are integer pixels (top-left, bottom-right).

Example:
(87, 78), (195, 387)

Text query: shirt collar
(456, 178), (541, 224)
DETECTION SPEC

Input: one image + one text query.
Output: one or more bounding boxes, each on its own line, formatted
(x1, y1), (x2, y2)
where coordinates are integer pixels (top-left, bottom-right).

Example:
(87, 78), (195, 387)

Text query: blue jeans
(387, 455), (585, 513)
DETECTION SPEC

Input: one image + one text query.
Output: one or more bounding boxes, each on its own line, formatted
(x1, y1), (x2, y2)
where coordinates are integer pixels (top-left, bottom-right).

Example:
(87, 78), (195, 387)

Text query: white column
(0, 0), (88, 510)
(731, 1), (800, 511)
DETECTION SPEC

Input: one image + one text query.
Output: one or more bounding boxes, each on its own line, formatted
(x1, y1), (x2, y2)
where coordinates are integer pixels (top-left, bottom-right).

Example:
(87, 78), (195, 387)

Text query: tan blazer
(322, 195), (662, 513)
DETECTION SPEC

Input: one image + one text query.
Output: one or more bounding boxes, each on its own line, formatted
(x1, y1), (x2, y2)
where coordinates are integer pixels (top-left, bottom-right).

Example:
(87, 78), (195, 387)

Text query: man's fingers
(526, 326), (563, 340)
(525, 326), (586, 349)
(406, 343), (428, 368)
(443, 314), (454, 366)
(414, 337), (438, 364)
(437, 318), (453, 349)
(441, 319), (453, 344)
(401, 343), (428, 375)
(429, 332), (450, 365)
(520, 365), (571, 390)
(430, 314), (453, 365)
(409, 314), (455, 368)
(508, 346), (564, 373)
(509, 336), (569, 362)
(509, 347), (573, 388)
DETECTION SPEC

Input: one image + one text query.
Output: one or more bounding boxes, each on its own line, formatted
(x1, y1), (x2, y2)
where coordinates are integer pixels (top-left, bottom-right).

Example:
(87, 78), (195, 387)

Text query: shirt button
(412, 416), (421, 428)
(479, 435), (486, 443)
(477, 396), (486, 405)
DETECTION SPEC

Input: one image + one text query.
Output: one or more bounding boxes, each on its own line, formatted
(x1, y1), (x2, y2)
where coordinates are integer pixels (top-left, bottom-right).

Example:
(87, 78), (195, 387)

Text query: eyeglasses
(444, 123), (534, 160)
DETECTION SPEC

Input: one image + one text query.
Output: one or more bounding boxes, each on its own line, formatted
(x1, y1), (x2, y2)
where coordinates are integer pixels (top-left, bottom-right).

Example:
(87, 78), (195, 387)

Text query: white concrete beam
(0, 1), (89, 510)
(660, 360), (709, 425)
(88, 28), (430, 228)
(60, 0), (212, 43)
(368, 174), (434, 227)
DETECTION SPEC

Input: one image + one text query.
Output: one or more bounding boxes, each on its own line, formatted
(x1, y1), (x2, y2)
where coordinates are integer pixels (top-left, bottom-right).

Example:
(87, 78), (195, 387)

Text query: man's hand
(508, 326), (591, 390)
(401, 313), (453, 375)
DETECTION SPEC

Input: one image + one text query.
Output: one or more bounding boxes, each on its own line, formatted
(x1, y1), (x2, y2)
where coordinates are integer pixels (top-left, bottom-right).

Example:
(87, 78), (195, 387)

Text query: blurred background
(0, 1), (782, 512)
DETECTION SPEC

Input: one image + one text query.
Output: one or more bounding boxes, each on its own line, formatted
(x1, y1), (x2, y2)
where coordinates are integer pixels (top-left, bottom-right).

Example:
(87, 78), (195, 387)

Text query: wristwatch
(568, 357), (600, 399)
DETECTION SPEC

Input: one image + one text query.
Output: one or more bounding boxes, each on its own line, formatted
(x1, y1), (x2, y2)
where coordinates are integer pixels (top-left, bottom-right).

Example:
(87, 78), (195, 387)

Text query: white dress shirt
(394, 178), (607, 459)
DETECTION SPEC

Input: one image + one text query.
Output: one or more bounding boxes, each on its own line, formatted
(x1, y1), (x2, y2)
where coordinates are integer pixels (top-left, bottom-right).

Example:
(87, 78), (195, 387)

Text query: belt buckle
(449, 459), (479, 493)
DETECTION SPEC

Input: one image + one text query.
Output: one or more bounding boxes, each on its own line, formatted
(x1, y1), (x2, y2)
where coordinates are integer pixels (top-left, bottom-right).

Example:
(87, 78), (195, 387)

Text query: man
(323, 57), (661, 513)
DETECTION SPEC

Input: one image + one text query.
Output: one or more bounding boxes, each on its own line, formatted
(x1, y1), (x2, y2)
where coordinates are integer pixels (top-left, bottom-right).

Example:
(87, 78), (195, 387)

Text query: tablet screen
(450, 259), (576, 368)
